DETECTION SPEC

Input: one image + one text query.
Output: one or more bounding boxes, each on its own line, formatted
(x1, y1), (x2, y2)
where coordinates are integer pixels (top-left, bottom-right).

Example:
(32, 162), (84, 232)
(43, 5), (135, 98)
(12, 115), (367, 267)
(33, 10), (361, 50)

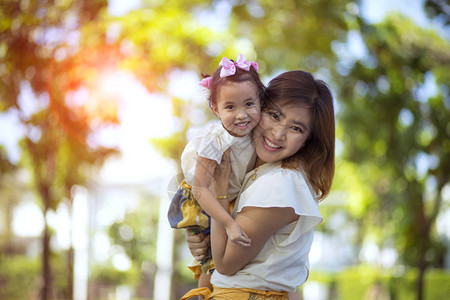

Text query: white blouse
(210, 162), (323, 292)
(181, 121), (256, 200)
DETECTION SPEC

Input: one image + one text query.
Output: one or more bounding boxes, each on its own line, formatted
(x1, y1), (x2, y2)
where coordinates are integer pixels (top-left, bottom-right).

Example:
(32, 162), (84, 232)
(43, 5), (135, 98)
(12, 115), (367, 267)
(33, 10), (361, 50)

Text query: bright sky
(361, 0), (428, 24)
(93, 71), (178, 186)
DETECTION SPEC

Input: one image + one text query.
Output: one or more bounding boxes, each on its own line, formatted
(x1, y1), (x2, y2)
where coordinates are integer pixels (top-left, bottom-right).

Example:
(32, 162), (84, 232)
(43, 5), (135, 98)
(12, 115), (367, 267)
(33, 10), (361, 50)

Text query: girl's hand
(226, 221), (251, 248)
(212, 149), (231, 197)
(186, 230), (210, 261)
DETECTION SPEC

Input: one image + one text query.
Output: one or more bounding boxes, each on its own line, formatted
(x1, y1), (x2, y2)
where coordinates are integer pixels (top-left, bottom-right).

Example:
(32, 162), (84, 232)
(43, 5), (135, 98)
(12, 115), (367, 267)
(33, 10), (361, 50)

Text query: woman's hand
(211, 149), (231, 198)
(186, 230), (210, 261)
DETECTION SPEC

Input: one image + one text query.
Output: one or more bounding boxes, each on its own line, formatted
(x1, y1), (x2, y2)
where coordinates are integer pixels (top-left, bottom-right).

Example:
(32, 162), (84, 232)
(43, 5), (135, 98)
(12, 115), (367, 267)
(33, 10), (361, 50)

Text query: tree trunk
(42, 216), (51, 300)
(416, 212), (430, 300)
(67, 247), (74, 300)
(67, 198), (74, 300)
(417, 254), (426, 300)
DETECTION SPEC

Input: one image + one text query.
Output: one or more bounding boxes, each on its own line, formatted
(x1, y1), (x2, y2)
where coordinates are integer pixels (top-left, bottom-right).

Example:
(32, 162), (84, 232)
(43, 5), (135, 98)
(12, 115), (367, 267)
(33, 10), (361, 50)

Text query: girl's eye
(225, 105), (234, 110)
(292, 126), (303, 133)
(246, 102), (254, 107)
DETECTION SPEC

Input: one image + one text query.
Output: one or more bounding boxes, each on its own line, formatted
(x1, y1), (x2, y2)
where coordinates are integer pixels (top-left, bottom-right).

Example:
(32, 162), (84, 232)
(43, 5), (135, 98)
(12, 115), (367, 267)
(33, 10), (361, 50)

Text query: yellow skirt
(181, 286), (289, 300)
(168, 181), (210, 230)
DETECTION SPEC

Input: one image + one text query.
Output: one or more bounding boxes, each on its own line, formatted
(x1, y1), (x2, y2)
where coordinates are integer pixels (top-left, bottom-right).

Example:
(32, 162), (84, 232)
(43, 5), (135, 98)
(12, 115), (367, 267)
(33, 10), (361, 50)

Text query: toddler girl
(168, 54), (265, 279)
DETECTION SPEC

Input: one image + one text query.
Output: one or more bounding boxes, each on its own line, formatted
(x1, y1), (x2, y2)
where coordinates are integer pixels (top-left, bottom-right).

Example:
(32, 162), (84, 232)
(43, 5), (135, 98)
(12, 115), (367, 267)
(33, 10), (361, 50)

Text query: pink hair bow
(219, 54), (258, 78)
(199, 76), (212, 89)
(219, 57), (236, 77)
(235, 54), (259, 72)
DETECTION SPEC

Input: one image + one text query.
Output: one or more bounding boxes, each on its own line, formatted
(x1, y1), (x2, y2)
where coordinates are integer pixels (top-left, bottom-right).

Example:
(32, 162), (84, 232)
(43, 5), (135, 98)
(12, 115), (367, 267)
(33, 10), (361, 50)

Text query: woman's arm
(210, 154), (298, 275)
(211, 206), (298, 275)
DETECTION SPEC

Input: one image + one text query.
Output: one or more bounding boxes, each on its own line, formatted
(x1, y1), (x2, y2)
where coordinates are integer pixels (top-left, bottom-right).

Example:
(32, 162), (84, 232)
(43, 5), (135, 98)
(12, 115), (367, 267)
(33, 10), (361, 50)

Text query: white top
(210, 162), (323, 292)
(181, 121), (256, 200)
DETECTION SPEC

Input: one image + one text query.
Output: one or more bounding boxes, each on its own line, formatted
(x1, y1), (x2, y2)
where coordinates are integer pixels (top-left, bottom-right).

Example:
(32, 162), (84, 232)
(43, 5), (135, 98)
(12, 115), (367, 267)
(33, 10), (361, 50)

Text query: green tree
(425, 0), (450, 26)
(336, 14), (450, 300)
(1, 0), (118, 298)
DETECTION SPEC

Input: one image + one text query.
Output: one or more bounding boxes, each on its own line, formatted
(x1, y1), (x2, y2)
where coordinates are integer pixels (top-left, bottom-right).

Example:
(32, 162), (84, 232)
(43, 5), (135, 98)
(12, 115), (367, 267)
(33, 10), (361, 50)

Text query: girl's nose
(237, 109), (247, 119)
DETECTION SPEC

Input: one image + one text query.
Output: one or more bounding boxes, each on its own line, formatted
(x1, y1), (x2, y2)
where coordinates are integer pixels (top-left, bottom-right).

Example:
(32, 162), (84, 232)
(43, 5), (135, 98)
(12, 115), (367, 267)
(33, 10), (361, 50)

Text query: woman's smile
(262, 136), (282, 150)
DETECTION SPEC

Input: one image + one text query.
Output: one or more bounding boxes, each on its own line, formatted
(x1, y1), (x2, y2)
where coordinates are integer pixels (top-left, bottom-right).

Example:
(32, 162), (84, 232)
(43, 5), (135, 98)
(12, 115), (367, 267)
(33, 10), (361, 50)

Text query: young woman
(183, 70), (335, 299)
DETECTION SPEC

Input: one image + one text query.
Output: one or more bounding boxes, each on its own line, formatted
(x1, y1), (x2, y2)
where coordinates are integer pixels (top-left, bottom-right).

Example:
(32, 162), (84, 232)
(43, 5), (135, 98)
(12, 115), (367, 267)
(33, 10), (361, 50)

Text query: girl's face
(253, 102), (312, 167)
(212, 81), (261, 137)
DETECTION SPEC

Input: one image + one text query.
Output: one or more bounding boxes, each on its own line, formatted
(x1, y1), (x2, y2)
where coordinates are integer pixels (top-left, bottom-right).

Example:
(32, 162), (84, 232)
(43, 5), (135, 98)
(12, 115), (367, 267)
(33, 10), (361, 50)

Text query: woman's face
(253, 101), (312, 167)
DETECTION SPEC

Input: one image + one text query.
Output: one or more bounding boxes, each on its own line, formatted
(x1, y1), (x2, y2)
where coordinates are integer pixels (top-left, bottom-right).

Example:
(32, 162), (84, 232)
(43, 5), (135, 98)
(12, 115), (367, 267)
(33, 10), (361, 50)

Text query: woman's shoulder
(258, 163), (310, 188)
(238, 163), (318, 212)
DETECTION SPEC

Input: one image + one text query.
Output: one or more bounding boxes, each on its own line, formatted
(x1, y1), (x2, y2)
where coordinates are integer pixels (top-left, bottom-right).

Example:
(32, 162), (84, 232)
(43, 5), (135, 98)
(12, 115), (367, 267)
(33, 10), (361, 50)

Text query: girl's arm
(192, 155), (251, 247)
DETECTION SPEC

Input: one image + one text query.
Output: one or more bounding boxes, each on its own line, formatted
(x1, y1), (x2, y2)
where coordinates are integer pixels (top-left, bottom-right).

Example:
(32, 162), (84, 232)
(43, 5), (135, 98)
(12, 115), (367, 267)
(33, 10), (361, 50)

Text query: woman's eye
(269, 112), (279, 120)
(292, 126), (303, 133)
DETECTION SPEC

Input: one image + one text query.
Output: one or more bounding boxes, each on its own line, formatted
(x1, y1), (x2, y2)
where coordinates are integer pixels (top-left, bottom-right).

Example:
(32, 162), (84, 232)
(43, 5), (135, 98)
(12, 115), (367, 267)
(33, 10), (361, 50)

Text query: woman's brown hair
(265, 71), (335, 201)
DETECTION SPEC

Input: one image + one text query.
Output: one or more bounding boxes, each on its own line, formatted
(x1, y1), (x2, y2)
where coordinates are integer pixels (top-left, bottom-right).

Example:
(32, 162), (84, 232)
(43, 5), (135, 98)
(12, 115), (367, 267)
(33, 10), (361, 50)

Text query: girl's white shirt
(181, 121), (256, 200)
(210, 162), (323, 292)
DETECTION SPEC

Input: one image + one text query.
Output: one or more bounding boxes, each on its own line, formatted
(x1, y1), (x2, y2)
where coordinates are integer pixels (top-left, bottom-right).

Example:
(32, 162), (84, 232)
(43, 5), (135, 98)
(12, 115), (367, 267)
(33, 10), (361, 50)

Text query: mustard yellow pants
(181, 286), (289, 300)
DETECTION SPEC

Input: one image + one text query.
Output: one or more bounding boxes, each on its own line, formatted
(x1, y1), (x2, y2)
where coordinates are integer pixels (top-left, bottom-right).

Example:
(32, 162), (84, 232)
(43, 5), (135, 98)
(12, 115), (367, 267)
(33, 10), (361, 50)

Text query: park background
(0, 0), (449, 299)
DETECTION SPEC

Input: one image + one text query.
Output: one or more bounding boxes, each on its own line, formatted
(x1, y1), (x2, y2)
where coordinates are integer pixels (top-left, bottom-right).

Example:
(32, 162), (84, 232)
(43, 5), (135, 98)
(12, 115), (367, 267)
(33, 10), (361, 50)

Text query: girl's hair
(203, 61), (266, 109)
(265, 70), (335, 201)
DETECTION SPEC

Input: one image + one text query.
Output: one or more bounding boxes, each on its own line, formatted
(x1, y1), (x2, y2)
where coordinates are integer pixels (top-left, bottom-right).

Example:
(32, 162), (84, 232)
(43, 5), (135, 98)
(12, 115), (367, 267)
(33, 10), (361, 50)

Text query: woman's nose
(272, 124), (286, 141)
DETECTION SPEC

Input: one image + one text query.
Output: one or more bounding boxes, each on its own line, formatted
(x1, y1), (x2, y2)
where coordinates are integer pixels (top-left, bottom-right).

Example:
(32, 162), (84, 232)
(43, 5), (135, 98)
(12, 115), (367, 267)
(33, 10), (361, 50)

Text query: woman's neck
(254, 157), (266, 168)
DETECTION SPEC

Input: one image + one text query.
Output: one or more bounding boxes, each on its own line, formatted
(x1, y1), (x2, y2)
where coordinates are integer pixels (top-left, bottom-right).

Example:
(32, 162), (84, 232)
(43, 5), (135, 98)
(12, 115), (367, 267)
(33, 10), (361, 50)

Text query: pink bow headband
(219, 54), (258, 77)
(199, 54), (259, 89)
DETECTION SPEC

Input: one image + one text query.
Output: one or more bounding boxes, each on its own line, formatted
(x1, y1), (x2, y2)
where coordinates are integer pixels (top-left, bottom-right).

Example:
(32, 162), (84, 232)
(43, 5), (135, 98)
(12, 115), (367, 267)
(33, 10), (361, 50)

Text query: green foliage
(0, 146), (15, 174)
(227, 0), (350, 73)
(425, 0), (450, 26)
(0, 252), (71, 299)
(1, 0), (121, 297)
(90, 262), (141, 286)
(336, 12), (450, 270)
(0, 256), (39, 299)
(108, 196), (160, 266)
(424, 269), (450, 300)
(109, 2), (222, 92)
(310, 267), (450, 300)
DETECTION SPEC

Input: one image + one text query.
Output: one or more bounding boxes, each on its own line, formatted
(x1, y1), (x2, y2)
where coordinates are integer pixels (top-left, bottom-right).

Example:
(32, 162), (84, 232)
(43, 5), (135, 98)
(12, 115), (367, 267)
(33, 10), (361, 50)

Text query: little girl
(168, 54), (265, 283)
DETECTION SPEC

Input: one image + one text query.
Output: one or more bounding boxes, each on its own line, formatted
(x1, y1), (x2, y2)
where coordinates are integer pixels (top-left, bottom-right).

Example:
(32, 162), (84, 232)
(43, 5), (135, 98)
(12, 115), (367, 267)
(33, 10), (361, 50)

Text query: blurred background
(0, 0), (449, 299)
